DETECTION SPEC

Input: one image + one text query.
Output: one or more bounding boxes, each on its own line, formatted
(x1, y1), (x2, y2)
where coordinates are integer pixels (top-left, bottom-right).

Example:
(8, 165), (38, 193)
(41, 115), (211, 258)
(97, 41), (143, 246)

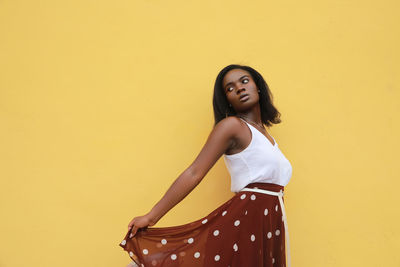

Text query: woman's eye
(226, 79), (248, 92)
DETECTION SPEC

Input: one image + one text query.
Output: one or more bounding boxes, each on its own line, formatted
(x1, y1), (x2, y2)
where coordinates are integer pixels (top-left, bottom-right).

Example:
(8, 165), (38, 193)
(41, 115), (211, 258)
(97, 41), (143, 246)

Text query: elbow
(186, 166), (204, 185)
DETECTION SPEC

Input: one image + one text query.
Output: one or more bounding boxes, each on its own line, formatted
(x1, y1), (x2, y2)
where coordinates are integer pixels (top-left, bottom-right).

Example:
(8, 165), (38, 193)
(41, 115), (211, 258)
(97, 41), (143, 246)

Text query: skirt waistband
(244, 182), (284, 193)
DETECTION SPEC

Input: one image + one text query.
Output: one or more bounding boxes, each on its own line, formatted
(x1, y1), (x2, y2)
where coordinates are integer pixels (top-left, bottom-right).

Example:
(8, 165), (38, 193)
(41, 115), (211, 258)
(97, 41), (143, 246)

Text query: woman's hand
(128, 213), (156, 237)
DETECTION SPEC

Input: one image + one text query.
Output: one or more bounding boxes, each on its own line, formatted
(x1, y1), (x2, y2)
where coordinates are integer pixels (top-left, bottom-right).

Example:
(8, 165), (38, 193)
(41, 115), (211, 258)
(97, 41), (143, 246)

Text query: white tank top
(223, 118), (293, 192)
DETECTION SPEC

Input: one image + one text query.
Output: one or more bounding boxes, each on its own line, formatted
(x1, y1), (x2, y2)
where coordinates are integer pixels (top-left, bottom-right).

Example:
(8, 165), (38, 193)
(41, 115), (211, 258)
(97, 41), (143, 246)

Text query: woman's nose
(236, 87), (245, 94)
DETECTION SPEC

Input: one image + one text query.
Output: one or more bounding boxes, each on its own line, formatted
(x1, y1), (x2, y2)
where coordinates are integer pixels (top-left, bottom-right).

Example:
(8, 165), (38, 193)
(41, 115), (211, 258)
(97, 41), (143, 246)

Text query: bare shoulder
(213, 116), (243, 138)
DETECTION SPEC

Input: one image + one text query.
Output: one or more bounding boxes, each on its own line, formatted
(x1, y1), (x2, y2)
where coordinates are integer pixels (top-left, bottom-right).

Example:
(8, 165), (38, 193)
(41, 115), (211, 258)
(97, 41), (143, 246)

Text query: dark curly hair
(212, 64), (282, 128)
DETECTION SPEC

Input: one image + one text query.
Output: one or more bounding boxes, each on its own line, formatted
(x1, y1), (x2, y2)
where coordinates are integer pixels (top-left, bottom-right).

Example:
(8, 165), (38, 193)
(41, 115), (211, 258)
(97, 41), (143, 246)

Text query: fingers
(128, 219), (136, 230)
(131, 225), (138, 237)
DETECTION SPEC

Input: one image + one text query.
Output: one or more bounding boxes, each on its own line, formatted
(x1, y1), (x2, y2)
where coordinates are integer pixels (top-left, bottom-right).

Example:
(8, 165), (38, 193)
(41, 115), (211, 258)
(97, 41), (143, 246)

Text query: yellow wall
(1, 0), (399, 266)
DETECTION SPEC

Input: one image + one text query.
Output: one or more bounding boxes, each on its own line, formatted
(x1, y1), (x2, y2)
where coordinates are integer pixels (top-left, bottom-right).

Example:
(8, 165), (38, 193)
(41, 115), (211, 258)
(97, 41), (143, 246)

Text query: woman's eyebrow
(224, 75), (249, 88)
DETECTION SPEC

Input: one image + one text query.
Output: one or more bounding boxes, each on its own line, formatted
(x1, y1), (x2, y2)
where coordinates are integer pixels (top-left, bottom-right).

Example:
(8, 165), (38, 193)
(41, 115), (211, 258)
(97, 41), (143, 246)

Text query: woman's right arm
(128, 116), (242, 235)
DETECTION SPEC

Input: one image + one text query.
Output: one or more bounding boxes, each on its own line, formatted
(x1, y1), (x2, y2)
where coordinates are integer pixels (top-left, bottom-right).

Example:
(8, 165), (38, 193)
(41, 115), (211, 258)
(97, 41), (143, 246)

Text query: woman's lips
(239, 95), (249, 102)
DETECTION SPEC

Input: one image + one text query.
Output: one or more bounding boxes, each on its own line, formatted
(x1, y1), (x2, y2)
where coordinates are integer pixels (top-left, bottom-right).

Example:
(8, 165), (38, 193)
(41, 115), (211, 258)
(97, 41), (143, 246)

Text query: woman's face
(222, 68), (260, 113)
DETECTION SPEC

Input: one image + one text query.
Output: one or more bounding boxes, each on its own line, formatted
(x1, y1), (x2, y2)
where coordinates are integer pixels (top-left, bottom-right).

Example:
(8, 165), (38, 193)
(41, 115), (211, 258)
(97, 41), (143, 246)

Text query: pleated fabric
(119, 182), (287, 267)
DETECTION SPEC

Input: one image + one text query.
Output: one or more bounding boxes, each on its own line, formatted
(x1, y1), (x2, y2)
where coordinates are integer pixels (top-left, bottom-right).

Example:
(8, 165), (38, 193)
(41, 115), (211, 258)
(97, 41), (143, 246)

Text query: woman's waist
(243, 182), (284, 193)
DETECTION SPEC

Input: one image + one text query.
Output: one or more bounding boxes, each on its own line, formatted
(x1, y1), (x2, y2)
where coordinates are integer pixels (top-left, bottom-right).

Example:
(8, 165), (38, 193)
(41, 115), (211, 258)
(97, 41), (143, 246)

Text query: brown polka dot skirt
(119, 182), (290, 267)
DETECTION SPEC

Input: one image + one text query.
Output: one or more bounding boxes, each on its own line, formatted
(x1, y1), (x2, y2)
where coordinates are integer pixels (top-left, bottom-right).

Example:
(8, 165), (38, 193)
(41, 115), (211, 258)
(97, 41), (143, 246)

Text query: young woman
(119, 64), (293, 267)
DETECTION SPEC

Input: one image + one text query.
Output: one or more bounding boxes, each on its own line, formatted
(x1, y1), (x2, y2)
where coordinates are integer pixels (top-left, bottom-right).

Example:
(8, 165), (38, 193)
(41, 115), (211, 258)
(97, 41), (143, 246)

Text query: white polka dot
(161, 239), (167, 245)
(202, 219), (208, 224)
(143, 249), (148, 255)
(275, 205), (279, 211)
(171, 254), (177, 260)
(245, 210), (248, 215)
(240, 194), (246, 199)
(251, 234), (256, 241)
(141, 264), (144, 267)
(251, 194), (256, 200)
(234, 220), (240, 226)
(194, 252), (200, 258)
(129, 251), (133, 257)
(188, 237), (194, 244)
(267, 232), (272, 239)
(275, 229), (280, 236)
(213, 230), (219, 236)
(222, 210), (227, 216)
(214, 255), (220, 261)
(129, 233), (134, 238)
(120, 240), (126, 245)
(233, 243), (238, 251)
(272, 257), (275, 263)
(264, 208), (269, 215)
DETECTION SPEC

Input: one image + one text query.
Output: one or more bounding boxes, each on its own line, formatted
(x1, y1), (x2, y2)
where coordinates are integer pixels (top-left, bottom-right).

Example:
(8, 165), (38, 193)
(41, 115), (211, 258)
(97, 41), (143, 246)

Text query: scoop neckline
(239, 118), (277, 147)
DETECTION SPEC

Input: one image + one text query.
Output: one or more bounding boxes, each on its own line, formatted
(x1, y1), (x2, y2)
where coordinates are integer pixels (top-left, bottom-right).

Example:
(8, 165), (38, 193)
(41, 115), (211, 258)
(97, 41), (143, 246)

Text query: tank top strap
(237, 117), (276, 147)
(238, 117), (255, 134)
(238, 117), (245, 123)
(238, 117), (251, 126)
